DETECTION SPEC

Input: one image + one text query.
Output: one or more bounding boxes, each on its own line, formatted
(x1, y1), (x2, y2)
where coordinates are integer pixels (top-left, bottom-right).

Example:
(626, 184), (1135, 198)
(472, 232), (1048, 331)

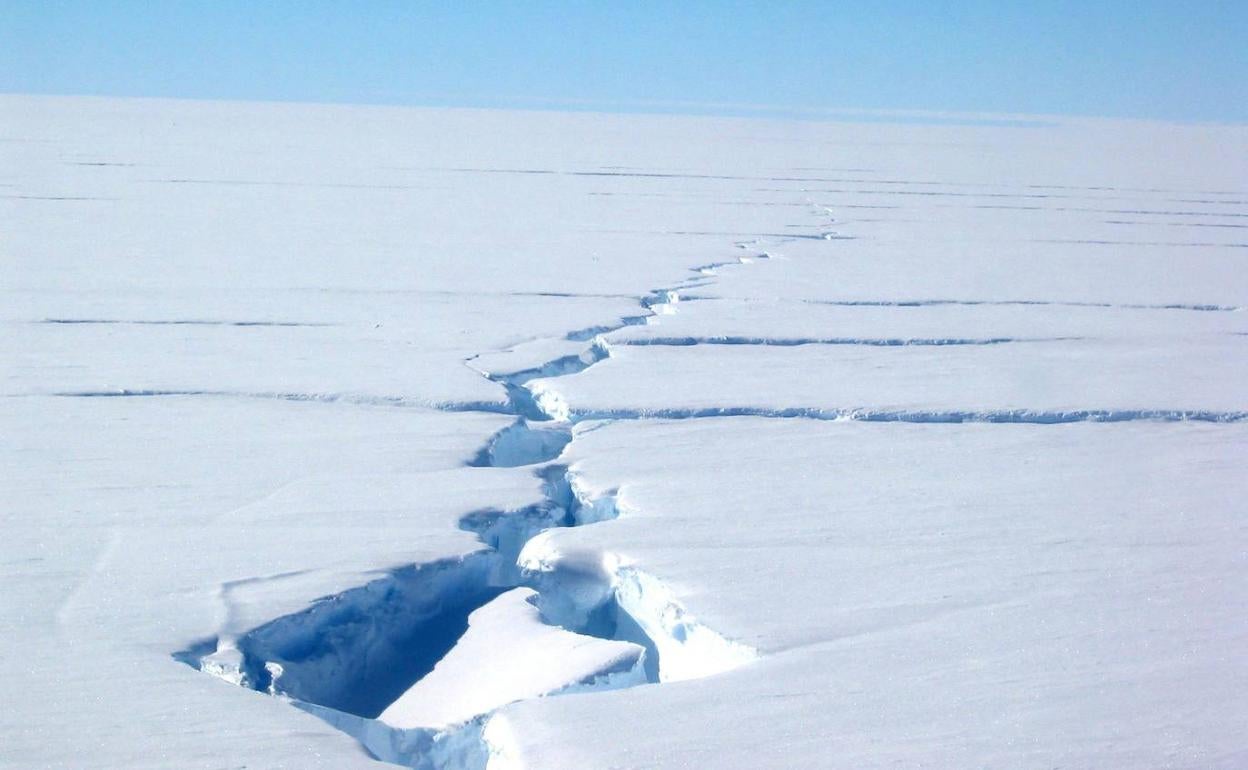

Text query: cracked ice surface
(539, 336), (1248, 421)
(3, 93), (1247, 769)
(499, 418), (1248, 768)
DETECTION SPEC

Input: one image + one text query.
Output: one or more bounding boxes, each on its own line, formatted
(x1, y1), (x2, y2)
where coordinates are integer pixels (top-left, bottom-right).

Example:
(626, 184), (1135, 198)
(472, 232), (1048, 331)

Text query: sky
(2, 1), (1246, 123)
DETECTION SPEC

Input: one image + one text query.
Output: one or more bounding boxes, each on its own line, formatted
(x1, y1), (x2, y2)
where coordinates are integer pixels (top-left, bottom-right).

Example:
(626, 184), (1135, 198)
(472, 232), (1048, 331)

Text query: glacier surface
(2, 95), (1245, 769)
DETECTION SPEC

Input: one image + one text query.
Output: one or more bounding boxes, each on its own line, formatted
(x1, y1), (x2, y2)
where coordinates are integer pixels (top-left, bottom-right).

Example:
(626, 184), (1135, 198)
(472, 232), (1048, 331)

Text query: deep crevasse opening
(180, 449), (758, 769)
(175, 266), (783, 768)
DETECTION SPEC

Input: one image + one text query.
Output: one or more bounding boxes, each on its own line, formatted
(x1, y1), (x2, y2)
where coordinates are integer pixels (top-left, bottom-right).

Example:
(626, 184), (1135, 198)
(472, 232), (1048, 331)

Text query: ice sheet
(3, 94), (1245, 769)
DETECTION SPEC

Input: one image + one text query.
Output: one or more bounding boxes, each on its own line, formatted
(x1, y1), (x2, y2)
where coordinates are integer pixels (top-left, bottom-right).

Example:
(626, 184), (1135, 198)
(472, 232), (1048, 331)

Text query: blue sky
(2, 1), (1245, 122)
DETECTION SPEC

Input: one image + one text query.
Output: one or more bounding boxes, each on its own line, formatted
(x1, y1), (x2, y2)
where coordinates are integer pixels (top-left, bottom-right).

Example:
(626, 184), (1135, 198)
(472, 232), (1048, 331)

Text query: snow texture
(2, 94), (1246, 769)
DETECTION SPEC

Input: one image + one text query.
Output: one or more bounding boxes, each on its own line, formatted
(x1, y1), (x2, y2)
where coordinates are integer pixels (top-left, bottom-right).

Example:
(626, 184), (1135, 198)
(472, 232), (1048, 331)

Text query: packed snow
(2, 94), (1245, 769)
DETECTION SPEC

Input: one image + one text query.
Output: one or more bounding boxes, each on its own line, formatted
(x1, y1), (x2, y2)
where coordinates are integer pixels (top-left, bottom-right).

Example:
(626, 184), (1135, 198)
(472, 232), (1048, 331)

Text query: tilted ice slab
(493, 418), (1248, 768)
(379, 588), (646, 730)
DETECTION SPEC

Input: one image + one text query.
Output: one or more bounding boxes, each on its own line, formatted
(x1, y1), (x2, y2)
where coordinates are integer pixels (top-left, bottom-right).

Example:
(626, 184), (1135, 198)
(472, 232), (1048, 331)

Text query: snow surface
(2, 94), (1246, 769)
(378, 588), (645, 730)
(511, 419), (1247, 768)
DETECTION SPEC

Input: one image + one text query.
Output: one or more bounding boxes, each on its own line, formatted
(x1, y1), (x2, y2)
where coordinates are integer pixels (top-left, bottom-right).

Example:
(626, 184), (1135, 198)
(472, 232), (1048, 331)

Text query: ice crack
(174, 230), (813, 768)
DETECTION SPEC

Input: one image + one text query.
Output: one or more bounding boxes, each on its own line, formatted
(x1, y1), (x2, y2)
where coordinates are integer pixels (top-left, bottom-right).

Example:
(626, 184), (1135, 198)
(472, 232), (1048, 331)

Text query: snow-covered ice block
(378, 587), (646, 730)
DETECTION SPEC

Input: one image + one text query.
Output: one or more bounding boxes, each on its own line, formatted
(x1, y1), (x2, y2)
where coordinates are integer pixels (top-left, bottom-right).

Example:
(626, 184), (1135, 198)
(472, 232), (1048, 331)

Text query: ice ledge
(519, 531), (759, 685)
(378, 587), (647, 731)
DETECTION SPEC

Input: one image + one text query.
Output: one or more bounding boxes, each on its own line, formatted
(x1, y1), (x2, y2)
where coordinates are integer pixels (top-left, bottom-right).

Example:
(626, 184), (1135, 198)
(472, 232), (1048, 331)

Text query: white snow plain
(2, 95), (1246, 769)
